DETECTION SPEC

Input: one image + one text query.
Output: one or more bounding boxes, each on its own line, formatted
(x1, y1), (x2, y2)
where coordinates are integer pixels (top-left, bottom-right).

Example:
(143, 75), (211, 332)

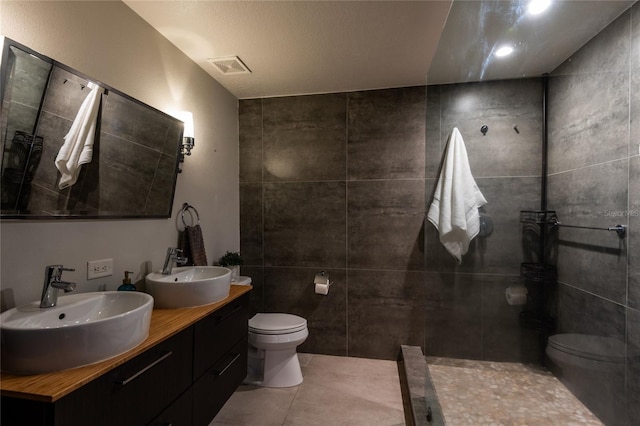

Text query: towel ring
(181, 203), (200, 228)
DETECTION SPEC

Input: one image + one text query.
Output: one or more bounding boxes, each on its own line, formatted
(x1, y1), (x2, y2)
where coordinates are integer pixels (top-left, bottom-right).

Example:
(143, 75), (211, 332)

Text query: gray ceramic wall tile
(548, 160), (628, 303)
(347, 87), (426, 180)
(557, 283), (626, 340)
(240, 183), (263, 267)
(632, 71), (639, 157)
(424, 272), (483, 360)
(633, 3), (640, 71)
(3, 102), (40, 144)
(239, 99), (263, 183)
(264, 181), (346, 268)
(348, 179), (425, 271)
(552, 8), (631, 76)
(630, 156), (640, 309)
(627, 308), (640, 424)
(239, 266), (264, 316)
(426, 176), (540, 274)
(101, 91), (171, 153)
(348, 269), (425, 360)
(425, 85), (442, 179)
(548, 72), (629, 174)
(78, 132), (159, 214)
(31, 110), (73, 190)
(6, 47), (51, 109)
(240, 82), (544, 363)
(482, 275), (541, 363)
(26, 184), (96, 216)
(145, 153), (177, 216)
(263, 267), (347, 356)
(160, 120), (182, 158)
(41, 67), (89, 120)
(263, 94), (346, 182)
(437, 79), (543, 178)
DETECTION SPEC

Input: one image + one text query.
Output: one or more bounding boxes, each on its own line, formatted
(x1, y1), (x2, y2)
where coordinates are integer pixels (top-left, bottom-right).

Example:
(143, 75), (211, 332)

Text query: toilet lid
(249, 313), (307, 335)
(234, 276), (252, 286)
(548, 333), (626, 363)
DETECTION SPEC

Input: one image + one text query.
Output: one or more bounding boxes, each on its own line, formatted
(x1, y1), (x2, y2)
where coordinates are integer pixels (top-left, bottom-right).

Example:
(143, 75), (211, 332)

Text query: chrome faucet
(162, 247), (188, 275)
(40, 265), (76, 308)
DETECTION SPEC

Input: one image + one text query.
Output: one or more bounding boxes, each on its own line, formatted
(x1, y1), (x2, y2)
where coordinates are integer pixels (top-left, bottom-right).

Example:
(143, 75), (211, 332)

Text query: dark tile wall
(239, 87), (427, 360)
(240, 81), (545, 362)
(547, 4), (639, 425)
(424, 78), (543, 364)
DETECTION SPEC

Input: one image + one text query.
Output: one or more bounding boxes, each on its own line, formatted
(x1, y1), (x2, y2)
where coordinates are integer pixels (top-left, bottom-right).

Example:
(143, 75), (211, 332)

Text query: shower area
(419, 3), (639, 425)
(237, 2), (638, 425)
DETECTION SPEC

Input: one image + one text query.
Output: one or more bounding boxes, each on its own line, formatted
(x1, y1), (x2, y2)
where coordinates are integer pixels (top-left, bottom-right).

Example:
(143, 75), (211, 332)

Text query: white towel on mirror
(427, 127), (487, 264)
(55, 81), (104, 190)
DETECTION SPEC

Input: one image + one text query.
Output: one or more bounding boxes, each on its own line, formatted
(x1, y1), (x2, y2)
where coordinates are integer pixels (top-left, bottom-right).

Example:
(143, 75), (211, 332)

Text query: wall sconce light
(176, 111), (194, 172)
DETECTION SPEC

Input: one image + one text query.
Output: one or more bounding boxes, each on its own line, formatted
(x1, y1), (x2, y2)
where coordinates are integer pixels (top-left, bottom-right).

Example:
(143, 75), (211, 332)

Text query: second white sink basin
(145, 266), (231, 309)
(1, 291), (153, 375)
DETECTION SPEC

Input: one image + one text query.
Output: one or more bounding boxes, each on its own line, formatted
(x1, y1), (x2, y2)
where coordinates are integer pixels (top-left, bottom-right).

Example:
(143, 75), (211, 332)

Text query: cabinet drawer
(2, 374), (108, 426)
(106, 327), (194, 426)
(147, 387), (192, 426)
(192, 338), (247, 426)
(193, 293), (249, 379)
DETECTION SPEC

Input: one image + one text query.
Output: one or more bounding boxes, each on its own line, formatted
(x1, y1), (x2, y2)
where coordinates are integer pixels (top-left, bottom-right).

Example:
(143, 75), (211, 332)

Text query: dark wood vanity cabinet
(192, 297), (249, 426)
(1, 292), (250, 426)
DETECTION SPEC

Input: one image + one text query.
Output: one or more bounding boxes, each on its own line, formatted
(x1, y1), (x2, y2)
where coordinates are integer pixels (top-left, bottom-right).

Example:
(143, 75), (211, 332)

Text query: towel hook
(180, 203), (200, 228)
(480, 125), (488, 135)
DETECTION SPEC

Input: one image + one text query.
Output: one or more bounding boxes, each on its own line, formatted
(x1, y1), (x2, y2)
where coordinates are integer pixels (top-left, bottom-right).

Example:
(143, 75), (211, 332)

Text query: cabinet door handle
(217, 304), (242, 323)
(116, 350), (173, 386)
(213, 352), (240, 376)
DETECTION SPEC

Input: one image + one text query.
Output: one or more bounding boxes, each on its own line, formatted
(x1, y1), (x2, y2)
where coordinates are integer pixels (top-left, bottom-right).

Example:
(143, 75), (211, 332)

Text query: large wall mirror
(0, 38), (183, 219)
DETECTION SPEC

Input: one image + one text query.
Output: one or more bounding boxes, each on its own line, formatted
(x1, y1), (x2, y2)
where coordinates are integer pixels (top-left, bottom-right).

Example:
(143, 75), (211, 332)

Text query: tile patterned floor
(427, 357), (604, 426)
(211, 353), (406, 426)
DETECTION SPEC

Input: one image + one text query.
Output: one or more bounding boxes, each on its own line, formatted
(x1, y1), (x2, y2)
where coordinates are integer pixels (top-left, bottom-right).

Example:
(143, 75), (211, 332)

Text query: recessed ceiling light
(495, 46), (514, 57)
(528, 0), (551, 15)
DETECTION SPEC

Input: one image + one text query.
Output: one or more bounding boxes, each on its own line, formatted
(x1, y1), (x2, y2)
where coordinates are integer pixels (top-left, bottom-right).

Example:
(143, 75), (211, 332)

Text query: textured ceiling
(124, 0), (635, 99)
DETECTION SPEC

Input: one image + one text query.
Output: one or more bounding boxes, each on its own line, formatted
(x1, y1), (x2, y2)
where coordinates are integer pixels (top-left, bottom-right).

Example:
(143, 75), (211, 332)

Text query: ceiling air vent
(207, 56), (251, 75)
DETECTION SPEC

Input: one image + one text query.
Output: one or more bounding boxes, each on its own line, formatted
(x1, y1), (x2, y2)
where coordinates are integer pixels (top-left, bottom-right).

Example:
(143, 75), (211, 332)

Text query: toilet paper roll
(315, 282), (329, 295)
(505, 285), (527, 305)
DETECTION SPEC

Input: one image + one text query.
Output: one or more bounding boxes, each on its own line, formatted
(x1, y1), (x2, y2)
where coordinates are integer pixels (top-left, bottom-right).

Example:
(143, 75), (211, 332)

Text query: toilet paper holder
(314, 271), (330, 296)
(314, 271), (330, 286)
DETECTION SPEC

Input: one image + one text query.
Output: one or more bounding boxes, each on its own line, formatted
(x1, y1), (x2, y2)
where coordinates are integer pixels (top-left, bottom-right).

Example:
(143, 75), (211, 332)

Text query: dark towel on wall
(178, 225), (208, 266)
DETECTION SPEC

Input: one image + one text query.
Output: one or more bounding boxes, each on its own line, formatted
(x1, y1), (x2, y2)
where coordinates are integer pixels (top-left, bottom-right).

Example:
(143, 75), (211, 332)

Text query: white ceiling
(124, 0), (635, 100)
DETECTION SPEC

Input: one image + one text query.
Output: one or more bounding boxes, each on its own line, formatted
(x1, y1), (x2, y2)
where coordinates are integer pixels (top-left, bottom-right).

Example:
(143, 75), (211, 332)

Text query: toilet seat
(547, 333), (625, 363)
(249, 313), (307, 335)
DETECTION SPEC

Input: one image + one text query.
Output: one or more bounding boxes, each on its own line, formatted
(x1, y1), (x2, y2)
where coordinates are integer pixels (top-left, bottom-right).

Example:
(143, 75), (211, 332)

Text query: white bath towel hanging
(55, 81), (104, 190)
(427, 127), (487, 264)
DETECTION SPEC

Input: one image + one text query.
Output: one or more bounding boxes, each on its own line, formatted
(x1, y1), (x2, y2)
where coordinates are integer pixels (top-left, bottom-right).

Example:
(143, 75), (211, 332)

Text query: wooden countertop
(0, 285), (252, 403)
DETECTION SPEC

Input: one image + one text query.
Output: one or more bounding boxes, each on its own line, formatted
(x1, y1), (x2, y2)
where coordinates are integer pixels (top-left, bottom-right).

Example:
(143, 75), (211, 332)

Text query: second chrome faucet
(162, 247), (188, 275)
(40, 265), (76, 308)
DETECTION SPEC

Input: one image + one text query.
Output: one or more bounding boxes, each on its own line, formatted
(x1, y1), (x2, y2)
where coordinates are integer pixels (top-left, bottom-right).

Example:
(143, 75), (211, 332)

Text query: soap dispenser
(118, 271), (136, 291)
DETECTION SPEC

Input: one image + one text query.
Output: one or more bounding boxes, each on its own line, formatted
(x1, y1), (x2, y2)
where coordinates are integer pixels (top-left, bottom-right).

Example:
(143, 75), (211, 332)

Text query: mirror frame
(0, 37), (183, 220)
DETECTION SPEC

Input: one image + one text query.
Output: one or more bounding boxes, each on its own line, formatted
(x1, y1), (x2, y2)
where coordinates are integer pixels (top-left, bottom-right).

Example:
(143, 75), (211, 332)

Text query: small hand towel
(178, 230), (193, 266)
(427, 127), (487, 263)
(187, 224), (208, 266)
(177, 225), (208, 266)
(55, 81), (104, 190)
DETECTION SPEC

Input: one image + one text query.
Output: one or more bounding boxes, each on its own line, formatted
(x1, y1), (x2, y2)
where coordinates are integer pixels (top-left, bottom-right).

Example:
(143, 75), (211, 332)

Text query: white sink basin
(0, 291), (153, 375)
(145, 266), (231, 309)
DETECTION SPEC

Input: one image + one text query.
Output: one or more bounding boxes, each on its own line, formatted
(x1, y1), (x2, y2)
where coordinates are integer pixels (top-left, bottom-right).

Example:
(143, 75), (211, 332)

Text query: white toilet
(235, 276), (309, 388)
(545, 333), (630, 424)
